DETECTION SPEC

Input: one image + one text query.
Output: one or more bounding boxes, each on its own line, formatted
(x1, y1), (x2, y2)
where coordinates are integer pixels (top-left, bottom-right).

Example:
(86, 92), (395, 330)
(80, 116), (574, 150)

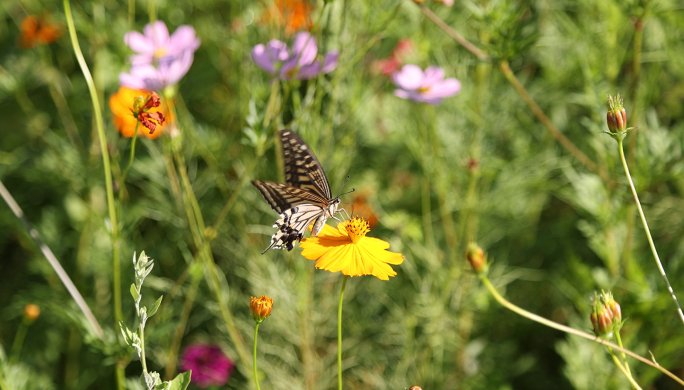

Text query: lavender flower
(392, 64), (461, 105)
(251, 32), (338, 80)
(180, 344), (234, 388)
(119, 21), (200, 91)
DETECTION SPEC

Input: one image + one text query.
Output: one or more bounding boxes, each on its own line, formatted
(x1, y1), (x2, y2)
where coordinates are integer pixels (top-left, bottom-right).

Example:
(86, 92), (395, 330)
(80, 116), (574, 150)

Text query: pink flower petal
(423, 78), (461, 99)
(144, 20), (170, 48)
(392, 64), (424, 91)
(124, 31), (154, 54)
(422, 66), (445, 88)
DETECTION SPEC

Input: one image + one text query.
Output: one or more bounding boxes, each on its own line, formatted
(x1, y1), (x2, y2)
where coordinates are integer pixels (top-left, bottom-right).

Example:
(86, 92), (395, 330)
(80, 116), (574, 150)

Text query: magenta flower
(119, 21), (200, 91)
(251, 32), (338, 80)
(180, 344), (234, 388)
(392, 64), (461, 105)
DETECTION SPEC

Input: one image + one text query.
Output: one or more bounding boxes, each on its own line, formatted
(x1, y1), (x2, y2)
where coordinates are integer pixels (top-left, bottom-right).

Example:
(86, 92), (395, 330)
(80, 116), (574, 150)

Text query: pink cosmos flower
(251, 32), (338, 80)
(180, 344), (234, 388)
(119, 21), (200, 91)
(392, 64), (461, 105)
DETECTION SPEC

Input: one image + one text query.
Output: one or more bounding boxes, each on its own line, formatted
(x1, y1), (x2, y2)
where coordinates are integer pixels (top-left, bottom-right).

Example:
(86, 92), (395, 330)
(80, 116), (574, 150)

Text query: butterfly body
(252, 130), (342, 253)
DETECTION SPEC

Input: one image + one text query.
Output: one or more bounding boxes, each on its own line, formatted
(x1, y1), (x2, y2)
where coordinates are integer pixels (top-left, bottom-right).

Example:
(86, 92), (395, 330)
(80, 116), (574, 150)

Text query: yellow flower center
(418, 86), (431, 94)
(343, 217), (370, 244)
(155, 47), (167, 59)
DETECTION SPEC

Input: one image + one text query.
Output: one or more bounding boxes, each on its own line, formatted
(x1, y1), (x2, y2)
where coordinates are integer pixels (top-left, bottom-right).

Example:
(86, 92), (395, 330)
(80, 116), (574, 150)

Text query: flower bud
(606, 93), (627, 133)
(590, 293), (614, 338)
(24, 303), (40, 322)
(466, 243), (487, 274)
(250, 295), (273, 323)
(409, 387), (423, 390)
(601, 291), (622, 325)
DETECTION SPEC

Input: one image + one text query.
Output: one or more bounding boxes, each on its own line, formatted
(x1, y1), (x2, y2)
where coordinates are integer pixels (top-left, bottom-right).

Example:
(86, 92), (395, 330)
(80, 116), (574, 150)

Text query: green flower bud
(591, 292), (614, 338)
(466, 243), (488, 274)
(606, 93), (627, 133)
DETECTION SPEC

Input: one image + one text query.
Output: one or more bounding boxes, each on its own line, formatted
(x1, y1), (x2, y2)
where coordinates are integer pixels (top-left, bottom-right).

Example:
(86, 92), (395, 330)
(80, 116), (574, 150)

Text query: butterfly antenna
(336, 175), (352, 198)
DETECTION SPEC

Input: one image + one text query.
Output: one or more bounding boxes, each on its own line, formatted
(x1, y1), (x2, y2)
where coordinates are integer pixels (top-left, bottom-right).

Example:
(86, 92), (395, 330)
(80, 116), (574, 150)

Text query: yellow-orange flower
(263, 0), (312, 37)
(250, 295), (273, 323)
(19, 15), (62, 49)
(300, 217), (404, 281)
(109, 87), (172, 139)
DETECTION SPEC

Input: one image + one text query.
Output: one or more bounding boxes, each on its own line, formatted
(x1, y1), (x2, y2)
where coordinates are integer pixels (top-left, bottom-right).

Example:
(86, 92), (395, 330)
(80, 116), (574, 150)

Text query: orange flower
(250, 296), (274, 323)
(351, 193), (379, 229)
(20, 14), (62, 48)
(109, 87), (172, 139)
(263, 0), (312, 37)
(300, 217), (404, 281)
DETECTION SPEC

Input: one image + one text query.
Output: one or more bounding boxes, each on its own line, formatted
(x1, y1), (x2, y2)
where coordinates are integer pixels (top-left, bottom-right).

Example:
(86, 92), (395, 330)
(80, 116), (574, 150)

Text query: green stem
(63, 2), (124, 387)
(479, 275), (684, 386)
(128, 0), (135, 30)
(148, 0), (156, 22)
(253, 322), (262, 390)
(338, 275), (348, 390)
(617, 139), (684, 325)
(139, 324), (148, 374)
(608, 347), (641, 390)
(9, 318), (30, 364)
(118, 121), (140, 216)
(615, 330), (633, 382)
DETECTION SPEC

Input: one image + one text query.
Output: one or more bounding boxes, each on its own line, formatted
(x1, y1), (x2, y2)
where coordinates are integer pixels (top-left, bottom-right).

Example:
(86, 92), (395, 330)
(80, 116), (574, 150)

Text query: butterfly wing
(280, 130), (332, 199)
(251, 180), (331, 253)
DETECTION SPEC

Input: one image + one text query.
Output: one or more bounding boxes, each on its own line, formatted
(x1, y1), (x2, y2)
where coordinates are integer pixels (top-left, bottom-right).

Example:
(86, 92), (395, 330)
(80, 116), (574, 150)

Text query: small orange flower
(250, 296), (274, 323)
(263, 0), (312, 37)
(20, 14), (62, 48)
(109, 87), (172, 139)
(23, 303), (40, 322)
(351, 193), (379, 229)
(300, 217), (404, 281)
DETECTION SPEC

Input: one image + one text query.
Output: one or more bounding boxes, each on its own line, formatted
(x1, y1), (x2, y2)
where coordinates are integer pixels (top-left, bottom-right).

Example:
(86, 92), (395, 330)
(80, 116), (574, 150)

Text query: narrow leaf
(167, 371), (192, 390)
(148, 295), (163, 318)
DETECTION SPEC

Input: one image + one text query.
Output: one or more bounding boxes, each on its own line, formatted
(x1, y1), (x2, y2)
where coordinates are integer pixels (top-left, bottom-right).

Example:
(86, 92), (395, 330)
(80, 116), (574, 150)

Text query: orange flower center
(343, 217), (370, 244)
(418, 86), (431, 94)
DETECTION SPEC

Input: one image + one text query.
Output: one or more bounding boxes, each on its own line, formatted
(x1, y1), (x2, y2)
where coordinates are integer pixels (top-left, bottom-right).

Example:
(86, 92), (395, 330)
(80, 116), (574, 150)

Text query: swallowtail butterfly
(252, 130), (344, 254)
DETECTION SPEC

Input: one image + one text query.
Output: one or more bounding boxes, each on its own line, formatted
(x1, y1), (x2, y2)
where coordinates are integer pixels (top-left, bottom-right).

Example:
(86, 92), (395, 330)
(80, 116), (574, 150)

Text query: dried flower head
(250, 296), (274, 323)
(109, 87), (172, 138)
(299, 217), (404, 281)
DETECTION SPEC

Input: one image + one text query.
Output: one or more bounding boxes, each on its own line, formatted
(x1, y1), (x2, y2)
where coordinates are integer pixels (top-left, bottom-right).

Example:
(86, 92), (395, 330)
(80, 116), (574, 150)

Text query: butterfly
(252, 129), (348, 254)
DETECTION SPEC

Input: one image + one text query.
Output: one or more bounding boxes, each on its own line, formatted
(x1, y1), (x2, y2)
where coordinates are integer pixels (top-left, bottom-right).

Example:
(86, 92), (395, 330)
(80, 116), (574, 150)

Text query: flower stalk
(338, 275), (348, 390)
(63, 1), (122, 387)
(253, 322), (262, 390)
(617, 137), (684, 325)
(478, 274), (684, 386)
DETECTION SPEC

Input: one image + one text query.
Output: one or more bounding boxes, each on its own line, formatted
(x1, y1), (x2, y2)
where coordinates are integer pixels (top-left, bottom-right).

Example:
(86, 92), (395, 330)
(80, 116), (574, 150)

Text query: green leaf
(166, 371), (192, 390)
(130, 284), (139, 301)
(148, 295), (163, 318)
(119, 321), (134, 346)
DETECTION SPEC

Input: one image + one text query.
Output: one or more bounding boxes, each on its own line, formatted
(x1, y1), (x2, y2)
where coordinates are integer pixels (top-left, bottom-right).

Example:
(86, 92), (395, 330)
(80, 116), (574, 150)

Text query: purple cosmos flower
(251, 32), (338, 80)
(119, 21), (200, 91)
(180, 344), (234, 388)
(392, 64), (461, 105)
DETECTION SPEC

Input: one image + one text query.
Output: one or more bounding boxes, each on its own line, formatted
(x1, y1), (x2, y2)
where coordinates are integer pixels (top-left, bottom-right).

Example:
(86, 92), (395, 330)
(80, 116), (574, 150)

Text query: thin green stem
(118, 121), (140, 216)
(615, 331), (633, 382)
(608, 347), (641, 390)
(9, 319), (29, 364)
(64, 2), (123, 387)
(338, 275), (348, 390)
(617, 139), (684, 325)
(479, 275), (684, 386)
(148, 0), (156, 22)
(128, 0), (135, 30)
(140, 325), (148, 374)
(253, 322), (262, 390)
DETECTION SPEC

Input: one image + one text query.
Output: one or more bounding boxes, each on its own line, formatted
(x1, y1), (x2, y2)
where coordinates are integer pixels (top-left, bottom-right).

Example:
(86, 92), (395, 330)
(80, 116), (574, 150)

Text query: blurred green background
(2, 0), (684, 389)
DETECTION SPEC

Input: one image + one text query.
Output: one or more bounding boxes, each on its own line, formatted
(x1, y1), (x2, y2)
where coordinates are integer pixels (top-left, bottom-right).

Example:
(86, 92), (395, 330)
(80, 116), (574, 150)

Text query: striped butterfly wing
(251, 180), (331, 253)
(280, 130), (332, 200)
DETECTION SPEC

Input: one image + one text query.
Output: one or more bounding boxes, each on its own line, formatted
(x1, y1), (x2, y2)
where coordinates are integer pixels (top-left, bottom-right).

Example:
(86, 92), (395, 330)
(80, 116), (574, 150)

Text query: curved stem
(253, 322), (262, 390)
(338, 275), (348, 390)
(608, 347), (641, 390)
(479, 275), (684, 386)
(617, 139), (684, 325)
